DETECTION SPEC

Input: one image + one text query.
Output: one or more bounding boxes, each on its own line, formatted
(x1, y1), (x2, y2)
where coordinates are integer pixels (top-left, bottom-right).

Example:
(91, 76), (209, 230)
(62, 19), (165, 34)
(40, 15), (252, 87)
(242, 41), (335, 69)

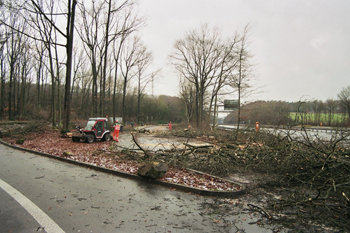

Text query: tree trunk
(8, 57), (14, 120)
(113, 58), (119, 123)
(48, 46), (56, 127)
(235, 84), (241, 141)
(122, 78), (127, 125)
(212, 94), (218, 129)
(0, 52), (5, 119)
(92, 56), (98, 116)
(101, 0), (112, 117)
(63, 0), (77, 131)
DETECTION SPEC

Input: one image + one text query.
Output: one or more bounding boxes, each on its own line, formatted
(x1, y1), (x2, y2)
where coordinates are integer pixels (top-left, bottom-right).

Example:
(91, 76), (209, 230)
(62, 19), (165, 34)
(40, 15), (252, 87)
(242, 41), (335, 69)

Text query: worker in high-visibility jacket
(168, 121), (172, 130)
(113, 120), (120, 142)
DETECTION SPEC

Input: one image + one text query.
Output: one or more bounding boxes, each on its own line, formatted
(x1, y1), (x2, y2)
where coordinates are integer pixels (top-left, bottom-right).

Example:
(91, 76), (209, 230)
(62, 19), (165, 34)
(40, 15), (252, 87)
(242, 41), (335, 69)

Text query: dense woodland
(0, 80), (187, 125)
(0, 0), (258, 130)
(0, 0), (187, 127)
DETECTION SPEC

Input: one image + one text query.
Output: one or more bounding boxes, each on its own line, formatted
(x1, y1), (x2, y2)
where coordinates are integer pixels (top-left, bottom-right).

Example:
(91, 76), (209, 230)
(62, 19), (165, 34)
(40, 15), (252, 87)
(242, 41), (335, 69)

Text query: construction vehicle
(72, 117), (111, 143)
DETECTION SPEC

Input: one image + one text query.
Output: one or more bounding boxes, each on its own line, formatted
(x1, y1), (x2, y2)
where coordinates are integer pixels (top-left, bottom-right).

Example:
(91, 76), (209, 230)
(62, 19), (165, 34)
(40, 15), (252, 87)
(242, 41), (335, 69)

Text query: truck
(72, 117), (111, 143)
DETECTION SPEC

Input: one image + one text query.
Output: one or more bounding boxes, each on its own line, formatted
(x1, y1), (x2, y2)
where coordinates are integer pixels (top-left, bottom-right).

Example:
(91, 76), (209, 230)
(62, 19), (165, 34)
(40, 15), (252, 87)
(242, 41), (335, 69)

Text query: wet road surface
(117, 125), (213, 152)
(0, 136), (286, 232)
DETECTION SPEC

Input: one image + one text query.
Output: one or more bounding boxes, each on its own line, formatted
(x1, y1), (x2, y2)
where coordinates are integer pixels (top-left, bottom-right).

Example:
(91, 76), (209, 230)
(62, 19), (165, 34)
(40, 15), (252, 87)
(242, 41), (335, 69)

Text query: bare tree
(111, 6), (143, 123)
(101, 0), (113, 116)
(325, 99), (337, 126)
(75, 62), (93, 118)
(119, 36), (144, 124)
(112, 32), (127, 122)
(0, 34), (6, 119)
(170, 24), (223, 128)
(60, 0), (77, 131)
(71, 47), (86, 103)
(17, 0), (78, 130)
(0, 11), (8, 119)
(226, 25), (253, 139)
(77, 1), (104, 116)
(17, 40), (33, 116)
(179, 79), (196, 124)
(32, 41), (45, 109)
(135, 44), (153, 125)
(32, 0), (60, 127)
(311, 100), (324, 125)
(5, 11), (26, 120)
(101, 0), (136, 116)
(208, 34), (240, 128)
(338, 86), (350, 119)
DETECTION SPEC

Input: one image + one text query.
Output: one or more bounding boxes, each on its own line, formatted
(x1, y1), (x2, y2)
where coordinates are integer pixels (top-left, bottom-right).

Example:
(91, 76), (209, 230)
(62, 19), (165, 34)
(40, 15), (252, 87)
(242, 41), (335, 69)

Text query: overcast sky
(137, 0), (350, 102)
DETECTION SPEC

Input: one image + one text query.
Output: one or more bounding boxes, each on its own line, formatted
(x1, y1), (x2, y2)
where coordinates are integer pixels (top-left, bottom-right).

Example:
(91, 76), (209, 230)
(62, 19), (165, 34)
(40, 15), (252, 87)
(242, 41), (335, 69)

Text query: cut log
(137, 162), (169, 179)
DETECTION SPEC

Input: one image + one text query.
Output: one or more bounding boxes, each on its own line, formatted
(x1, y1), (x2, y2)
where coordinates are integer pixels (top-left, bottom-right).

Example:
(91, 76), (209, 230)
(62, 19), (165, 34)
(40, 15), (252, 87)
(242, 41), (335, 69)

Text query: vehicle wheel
(85, 134), (95, 143)
(103, 133), (111, 142)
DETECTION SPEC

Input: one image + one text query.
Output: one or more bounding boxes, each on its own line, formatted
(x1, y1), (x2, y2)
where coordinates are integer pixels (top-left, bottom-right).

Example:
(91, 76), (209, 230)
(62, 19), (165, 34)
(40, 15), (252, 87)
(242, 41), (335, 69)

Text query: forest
(0, 0), (350, 130)
(0, 0), (257, 130)
(1, 0), (350, 129)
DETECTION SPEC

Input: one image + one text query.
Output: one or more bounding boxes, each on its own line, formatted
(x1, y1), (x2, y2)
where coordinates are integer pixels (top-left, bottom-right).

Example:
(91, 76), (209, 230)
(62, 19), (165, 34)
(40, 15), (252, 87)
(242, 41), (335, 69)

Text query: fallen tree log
(132, 133), (152, 159)
(183, 143), (213, 149)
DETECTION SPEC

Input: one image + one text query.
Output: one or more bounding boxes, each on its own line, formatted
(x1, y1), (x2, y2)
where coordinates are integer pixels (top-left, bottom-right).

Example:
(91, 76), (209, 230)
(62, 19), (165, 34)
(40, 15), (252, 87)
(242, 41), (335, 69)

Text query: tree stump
(137, 162), (168, 179)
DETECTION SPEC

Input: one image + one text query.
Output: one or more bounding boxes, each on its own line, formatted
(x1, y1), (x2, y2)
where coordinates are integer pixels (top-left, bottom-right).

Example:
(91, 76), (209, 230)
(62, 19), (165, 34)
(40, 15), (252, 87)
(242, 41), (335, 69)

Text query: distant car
(72, 117), (111, 143)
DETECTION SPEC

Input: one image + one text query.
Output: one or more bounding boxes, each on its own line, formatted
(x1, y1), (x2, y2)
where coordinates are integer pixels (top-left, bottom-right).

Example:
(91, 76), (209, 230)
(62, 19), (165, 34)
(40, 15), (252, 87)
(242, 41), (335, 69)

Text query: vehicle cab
(82, 117), (111, 143)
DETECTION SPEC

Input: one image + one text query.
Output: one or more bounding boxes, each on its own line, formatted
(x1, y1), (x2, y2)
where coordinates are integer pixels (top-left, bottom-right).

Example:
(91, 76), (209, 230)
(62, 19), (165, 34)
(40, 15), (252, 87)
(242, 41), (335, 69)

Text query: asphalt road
(219, 124), (350, 143)
(0, 142), (284, 233)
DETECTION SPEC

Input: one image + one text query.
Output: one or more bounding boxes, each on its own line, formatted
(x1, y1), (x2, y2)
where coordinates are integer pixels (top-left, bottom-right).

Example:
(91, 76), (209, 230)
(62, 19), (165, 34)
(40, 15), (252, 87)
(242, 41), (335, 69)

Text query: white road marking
(0, 178), (65, 233)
